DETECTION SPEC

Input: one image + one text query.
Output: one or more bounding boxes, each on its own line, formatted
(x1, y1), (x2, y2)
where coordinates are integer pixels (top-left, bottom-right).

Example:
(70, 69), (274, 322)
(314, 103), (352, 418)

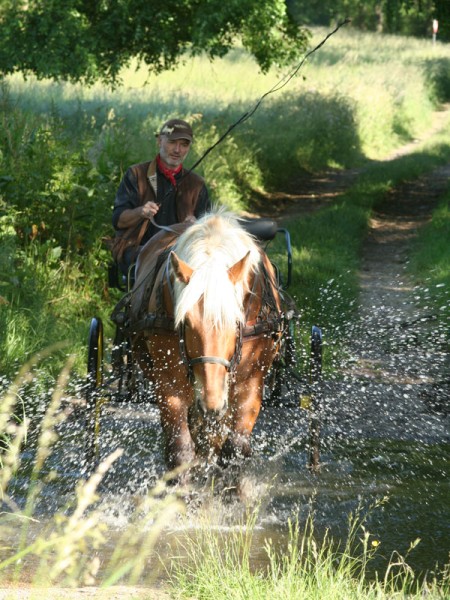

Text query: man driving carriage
(105, 119), (302, 471)
(111, 118), (211, 277)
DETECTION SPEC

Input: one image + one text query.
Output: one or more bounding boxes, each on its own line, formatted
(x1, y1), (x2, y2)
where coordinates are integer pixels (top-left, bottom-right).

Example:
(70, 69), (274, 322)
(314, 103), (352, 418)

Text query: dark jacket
(112, 159), (210, 260)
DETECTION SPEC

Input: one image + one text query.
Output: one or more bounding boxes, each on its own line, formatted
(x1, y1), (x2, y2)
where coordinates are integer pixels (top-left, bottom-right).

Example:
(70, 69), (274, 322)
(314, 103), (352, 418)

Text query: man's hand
(141, 201), (160, 219)
(117, 202), (160, 229)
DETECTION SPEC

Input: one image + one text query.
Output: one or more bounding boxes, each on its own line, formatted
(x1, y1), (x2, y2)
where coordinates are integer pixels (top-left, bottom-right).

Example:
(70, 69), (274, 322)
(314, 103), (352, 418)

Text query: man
(112, 118), (211, 276)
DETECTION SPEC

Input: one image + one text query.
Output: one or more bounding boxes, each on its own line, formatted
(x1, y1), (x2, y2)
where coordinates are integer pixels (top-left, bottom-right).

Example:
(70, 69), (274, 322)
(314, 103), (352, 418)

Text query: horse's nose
(195, 391), (228, 421)
(194, 373), (229, 420)
(194, 364), (229, 421)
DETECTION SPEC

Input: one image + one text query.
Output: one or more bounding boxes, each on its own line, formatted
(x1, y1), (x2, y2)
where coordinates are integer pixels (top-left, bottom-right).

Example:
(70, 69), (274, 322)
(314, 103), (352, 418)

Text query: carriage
(85, 210), (323, 479)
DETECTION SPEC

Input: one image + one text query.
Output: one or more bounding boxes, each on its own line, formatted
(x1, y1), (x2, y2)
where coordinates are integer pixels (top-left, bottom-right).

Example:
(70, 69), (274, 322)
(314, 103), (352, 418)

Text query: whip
(187, 18), (351, 173)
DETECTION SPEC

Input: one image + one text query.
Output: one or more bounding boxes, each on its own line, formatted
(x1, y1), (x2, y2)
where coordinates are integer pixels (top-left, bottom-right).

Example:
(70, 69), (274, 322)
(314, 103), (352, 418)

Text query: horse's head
(170, 212), (260, 420)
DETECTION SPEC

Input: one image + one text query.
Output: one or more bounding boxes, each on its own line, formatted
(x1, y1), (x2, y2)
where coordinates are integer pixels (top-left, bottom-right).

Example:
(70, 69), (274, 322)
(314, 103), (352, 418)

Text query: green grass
(407, 182), (450, 356)
(169, 502), (449, 600)
(1, 27), (450, 380)
(410, 190), (450, 293)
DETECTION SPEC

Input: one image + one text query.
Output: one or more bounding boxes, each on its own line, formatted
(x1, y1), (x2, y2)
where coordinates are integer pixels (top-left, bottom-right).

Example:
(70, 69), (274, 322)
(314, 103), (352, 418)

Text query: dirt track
(327, 161), (450, 444)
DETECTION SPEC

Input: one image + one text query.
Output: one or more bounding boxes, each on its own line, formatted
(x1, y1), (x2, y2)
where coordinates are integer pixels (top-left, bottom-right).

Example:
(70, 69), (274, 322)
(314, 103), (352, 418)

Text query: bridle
(177, 320), (243, 385)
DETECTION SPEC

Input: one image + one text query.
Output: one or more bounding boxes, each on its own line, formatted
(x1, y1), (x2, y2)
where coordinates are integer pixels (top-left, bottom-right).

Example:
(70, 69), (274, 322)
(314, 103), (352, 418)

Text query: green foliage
(248, 91), (361, 183)
(0, 86), (114, 253)
(0, 0), (309, 85)
(424, 58), (450, 103)
(409, 187), (450, 318)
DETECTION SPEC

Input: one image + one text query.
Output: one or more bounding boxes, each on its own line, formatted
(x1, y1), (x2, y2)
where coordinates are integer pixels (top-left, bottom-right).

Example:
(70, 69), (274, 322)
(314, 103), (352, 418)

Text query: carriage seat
(238, 217), (278, 241)
(239, 217), (292, 289)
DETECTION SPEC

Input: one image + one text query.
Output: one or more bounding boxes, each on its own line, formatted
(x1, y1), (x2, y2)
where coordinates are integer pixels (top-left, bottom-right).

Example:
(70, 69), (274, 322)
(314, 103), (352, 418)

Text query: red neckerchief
(156, 154), (182, 187)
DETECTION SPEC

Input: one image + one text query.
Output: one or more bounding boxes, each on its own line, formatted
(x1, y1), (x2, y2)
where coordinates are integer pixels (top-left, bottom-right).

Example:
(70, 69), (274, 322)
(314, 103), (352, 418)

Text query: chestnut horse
(128, 210), (284, 479)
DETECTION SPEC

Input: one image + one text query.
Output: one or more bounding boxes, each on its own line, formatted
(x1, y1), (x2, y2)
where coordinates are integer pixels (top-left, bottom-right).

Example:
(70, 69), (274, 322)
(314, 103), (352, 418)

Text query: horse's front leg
(157, 392), (196, 479)
(218, 340), (273, 468)
(218, 378), (263, 467)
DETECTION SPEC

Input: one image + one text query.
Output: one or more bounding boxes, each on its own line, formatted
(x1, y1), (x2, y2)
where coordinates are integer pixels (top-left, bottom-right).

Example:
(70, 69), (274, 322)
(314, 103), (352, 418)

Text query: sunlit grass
(0, 358), (185, 589)
(168, 499), (449, 600)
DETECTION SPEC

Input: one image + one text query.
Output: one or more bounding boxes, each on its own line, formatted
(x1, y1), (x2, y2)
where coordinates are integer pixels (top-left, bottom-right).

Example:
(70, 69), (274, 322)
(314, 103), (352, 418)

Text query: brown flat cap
(158, 118), (193, 142)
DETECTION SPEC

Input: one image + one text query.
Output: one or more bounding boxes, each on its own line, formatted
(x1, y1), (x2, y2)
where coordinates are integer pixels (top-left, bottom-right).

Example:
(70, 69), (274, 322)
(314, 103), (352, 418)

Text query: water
(3, 274), (449, 583)
(4, 379), (448, 582)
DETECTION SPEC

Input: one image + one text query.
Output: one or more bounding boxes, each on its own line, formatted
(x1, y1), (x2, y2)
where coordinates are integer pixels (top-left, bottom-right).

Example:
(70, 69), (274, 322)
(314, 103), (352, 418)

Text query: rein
(150, 216), (180, 234)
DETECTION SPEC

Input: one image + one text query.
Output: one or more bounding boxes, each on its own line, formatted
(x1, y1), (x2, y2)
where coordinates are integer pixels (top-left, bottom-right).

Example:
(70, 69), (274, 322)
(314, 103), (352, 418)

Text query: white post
(432, 19), (439, 45)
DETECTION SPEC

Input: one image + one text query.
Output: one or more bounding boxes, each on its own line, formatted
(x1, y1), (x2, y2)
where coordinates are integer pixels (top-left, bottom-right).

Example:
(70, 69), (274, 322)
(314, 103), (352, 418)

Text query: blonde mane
(172, 209), (261, 330)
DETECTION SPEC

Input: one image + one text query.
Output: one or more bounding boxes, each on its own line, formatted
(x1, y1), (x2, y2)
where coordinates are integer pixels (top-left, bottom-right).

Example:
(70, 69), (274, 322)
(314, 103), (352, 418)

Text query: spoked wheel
(113, 336), (153, 404)
(300, 325), (323, 473)
(85, 316), (105, 462)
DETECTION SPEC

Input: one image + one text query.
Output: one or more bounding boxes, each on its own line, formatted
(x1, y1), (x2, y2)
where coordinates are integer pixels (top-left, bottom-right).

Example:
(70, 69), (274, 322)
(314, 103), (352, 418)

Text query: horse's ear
(170, 251), (193, 284)
(228, 251), (251, 285)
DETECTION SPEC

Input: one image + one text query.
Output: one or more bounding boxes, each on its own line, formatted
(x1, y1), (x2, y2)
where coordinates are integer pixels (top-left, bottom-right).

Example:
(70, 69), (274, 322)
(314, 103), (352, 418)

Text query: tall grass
(169, 500), (449, 599)
(0, 357), (185, 589)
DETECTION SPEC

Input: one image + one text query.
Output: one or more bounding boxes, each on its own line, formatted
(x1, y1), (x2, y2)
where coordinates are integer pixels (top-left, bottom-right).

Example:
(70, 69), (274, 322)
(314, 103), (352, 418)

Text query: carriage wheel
(300, 326), (322, 472)
(308, 326), (322, 472)
(86, 317), (104, 461)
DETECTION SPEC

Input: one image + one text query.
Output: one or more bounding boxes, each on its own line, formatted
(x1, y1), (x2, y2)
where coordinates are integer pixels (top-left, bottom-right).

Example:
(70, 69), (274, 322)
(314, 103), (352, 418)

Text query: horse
(127, 209), (284, 482)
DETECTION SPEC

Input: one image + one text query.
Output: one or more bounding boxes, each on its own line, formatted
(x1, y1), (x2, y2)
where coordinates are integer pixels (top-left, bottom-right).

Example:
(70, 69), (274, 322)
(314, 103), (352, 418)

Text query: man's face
(158, 135), (191, 168)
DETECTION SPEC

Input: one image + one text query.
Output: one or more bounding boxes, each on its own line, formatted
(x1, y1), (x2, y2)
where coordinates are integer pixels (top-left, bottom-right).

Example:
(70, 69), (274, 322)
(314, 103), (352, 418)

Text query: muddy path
(257, 108), (450, 446)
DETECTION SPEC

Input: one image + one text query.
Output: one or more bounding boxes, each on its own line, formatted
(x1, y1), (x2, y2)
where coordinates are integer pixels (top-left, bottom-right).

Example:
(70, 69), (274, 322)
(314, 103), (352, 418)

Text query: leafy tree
(0, 0), (310, 85)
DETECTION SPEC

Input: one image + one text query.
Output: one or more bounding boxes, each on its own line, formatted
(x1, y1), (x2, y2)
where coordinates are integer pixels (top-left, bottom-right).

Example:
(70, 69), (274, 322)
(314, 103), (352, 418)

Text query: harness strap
(189, 356), (231, 368)
(178, 321), (243, 384)
(242, 317), (283, 339)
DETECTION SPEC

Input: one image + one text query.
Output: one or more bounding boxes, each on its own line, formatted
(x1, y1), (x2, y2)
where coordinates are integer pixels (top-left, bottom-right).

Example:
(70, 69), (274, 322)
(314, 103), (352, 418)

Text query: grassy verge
(169, 508), (449, 599)
(409, 184), (450, 316)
